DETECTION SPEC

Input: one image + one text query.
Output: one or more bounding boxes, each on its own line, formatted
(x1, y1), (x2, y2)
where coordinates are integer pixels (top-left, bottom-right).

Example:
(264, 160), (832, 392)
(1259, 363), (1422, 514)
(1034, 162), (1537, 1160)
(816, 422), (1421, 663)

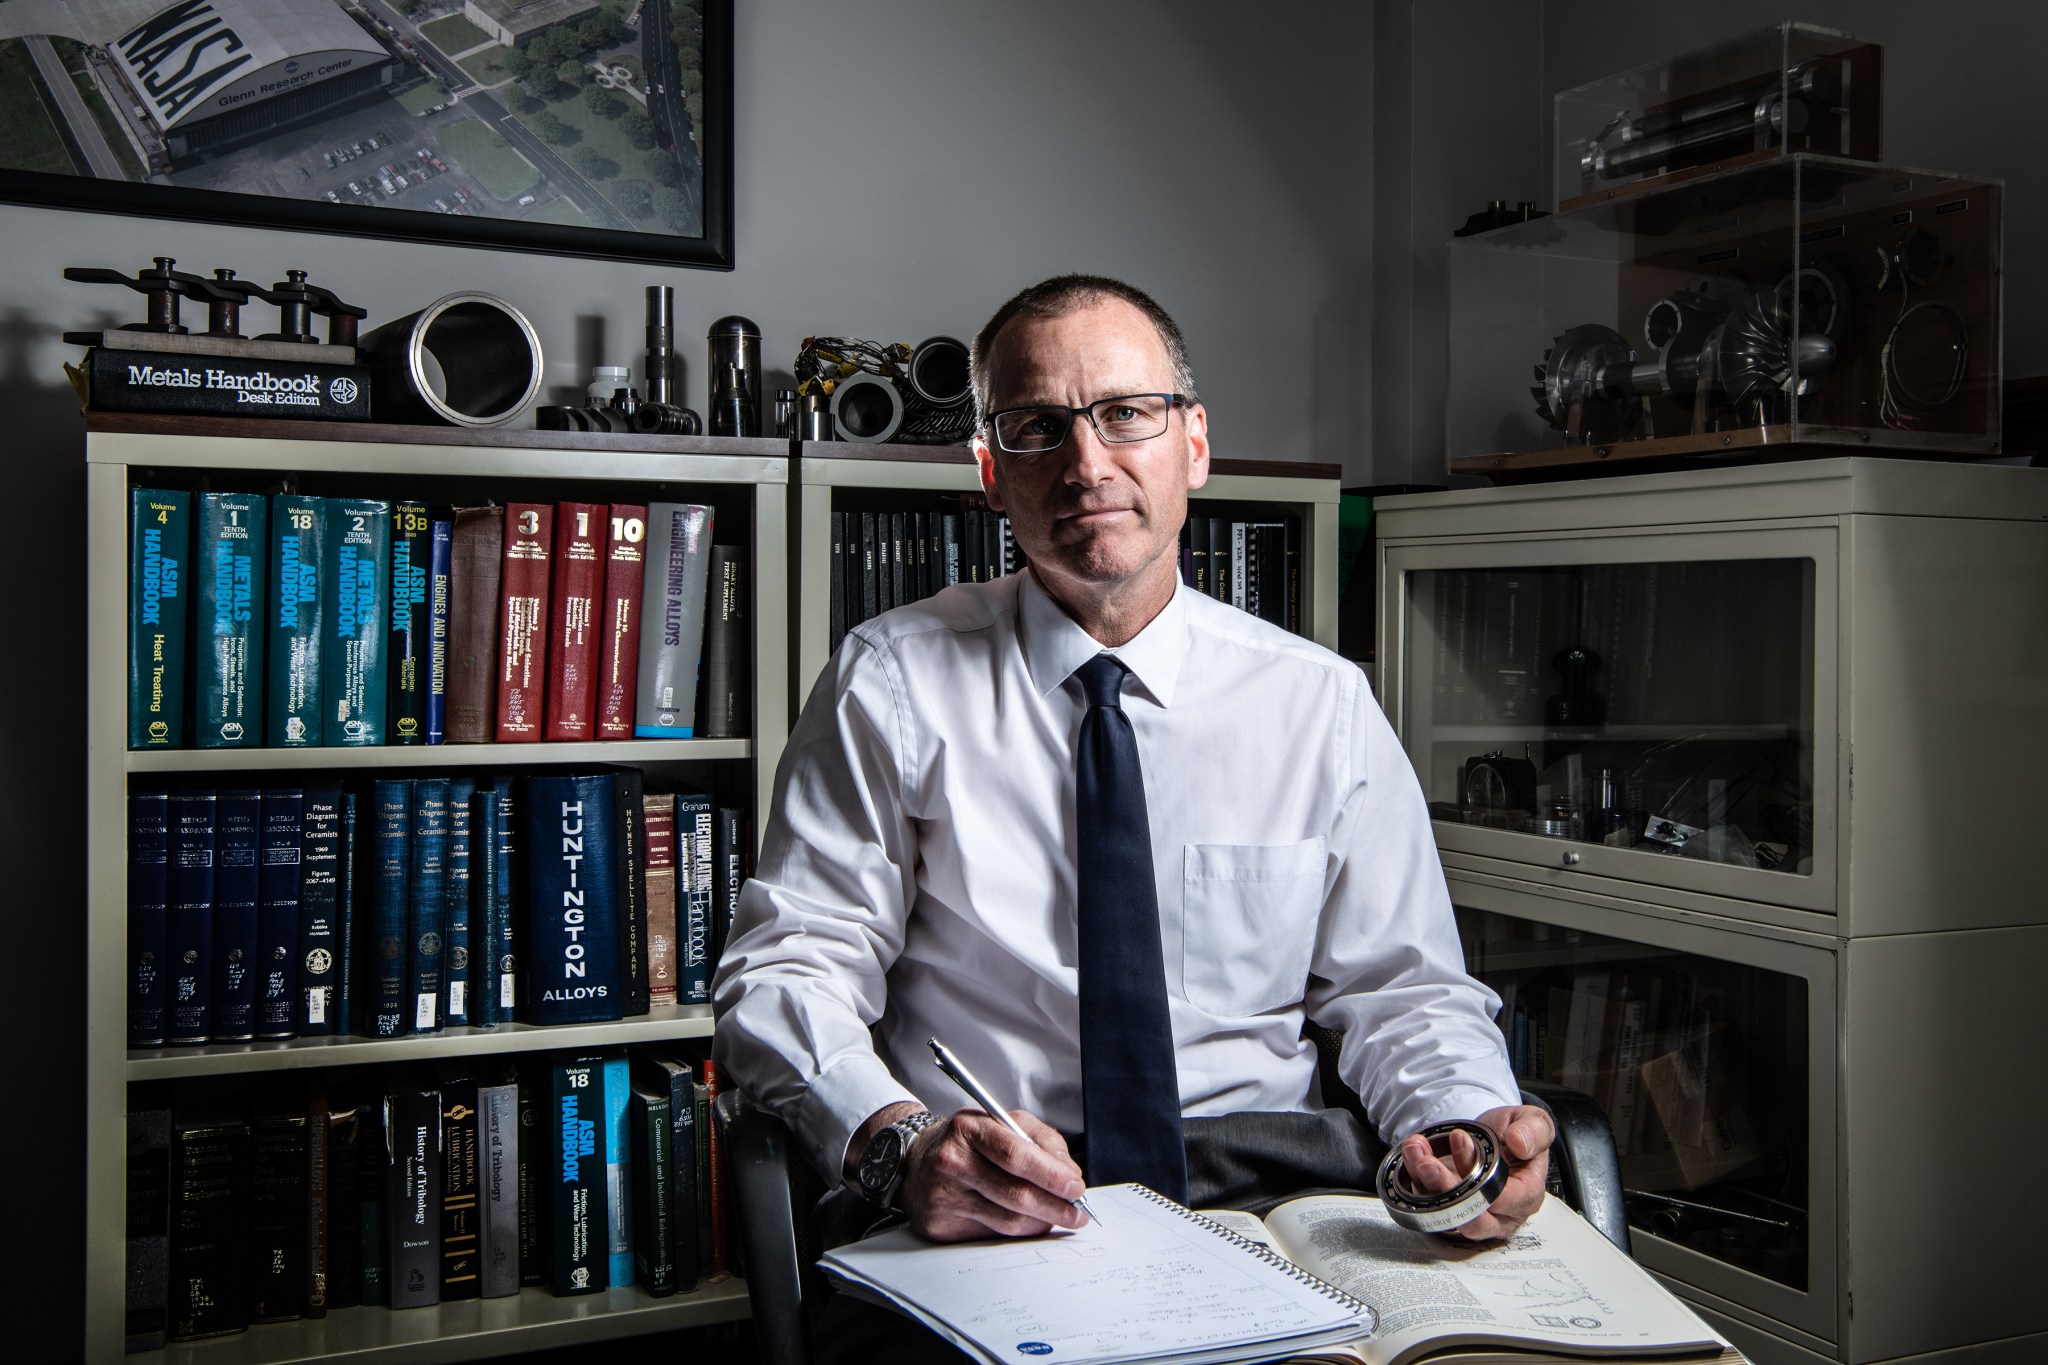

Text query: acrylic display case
(1555, 22), (1882, 212)
(1448, 154), (2002, 481)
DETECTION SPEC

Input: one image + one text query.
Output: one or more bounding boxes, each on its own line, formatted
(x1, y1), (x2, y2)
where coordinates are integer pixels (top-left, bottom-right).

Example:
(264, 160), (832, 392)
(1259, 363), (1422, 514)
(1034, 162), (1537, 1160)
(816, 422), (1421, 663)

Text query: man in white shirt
(713, 276), (1553, 1269)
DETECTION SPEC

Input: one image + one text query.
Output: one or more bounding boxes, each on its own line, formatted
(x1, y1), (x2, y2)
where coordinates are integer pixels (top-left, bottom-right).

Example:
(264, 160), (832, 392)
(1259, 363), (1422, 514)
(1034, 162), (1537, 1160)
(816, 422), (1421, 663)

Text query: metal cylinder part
(358, 293), (543, 426)
(707, 315), (762, 436)
(799, 389), (834, 440)
(906, 335), (971, 408)
(645, 285), (674, 407)
(829, 371), (904, 443)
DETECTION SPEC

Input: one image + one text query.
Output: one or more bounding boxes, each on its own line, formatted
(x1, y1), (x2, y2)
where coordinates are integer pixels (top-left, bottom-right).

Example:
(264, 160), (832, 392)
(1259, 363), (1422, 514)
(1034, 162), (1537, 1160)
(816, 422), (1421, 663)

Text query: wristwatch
(856, 1108), (942, 1208)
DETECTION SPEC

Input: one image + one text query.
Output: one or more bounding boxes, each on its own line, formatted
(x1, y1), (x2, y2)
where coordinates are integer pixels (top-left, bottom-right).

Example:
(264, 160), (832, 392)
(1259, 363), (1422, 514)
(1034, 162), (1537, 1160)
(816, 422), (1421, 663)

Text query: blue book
(209, 788), (263, 1043)
(675, 788), (714, 1006)
(322, 498), (392, 745)
(548, 1057), (607, 1295)
(255, 788), (304, 1040)
(388, 501), (431, 745)
(165, 790), (218, 1045)
(192, 493), (268, 748)
(469, 787), (500, 1028)
(444, 778), (476, 1027)
(268, 493), (326, 746)
(368, 779), (412, 1038)
(129, 789), (171, 1048)
(426, 518), (452, 745)
(519, 773), (623, 1025)
(603, 1055), (633, 1288)
(129, 488), (191, 749)
(336, 791), (358, 1035)
(297, 781), (343, 1035)
(488, 780), (518, 1025)
(407, 779), (450, 1034)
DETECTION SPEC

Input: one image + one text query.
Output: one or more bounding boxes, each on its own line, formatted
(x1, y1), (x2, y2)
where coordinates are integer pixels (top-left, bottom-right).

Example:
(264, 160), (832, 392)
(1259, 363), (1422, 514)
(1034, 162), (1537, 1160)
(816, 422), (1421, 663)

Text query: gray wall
(1, 3), (1374, 1359)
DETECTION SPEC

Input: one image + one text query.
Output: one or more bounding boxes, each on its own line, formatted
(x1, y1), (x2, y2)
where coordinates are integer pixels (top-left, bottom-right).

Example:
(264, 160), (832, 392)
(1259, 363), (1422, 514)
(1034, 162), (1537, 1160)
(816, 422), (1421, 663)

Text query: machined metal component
(645, 284), (675, 407)
(1581, 63), (1838, 183)
(255, 269), (368, 348)
(630, 402), (703, 434)
(829, 370), (905, 443)
(358, 293), (543, 427)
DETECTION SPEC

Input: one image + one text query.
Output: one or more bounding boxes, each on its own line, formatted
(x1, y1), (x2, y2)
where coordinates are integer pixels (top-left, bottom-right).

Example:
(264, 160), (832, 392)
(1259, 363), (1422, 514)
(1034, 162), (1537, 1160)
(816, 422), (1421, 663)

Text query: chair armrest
(712, 1090), (813, 1365)
(1518, 1080), (1630, 1254)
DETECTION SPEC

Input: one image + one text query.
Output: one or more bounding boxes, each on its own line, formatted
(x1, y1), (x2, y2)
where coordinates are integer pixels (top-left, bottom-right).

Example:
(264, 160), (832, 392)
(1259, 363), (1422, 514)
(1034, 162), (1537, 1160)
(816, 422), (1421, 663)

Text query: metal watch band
(857, 1107), (942, 1205)
(1374, 1119), (1510, 1234)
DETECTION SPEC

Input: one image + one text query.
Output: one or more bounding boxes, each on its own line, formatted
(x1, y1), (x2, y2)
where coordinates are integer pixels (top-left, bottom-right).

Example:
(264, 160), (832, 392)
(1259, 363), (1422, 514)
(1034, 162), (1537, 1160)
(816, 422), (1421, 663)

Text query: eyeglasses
(985, 392), (1185, 455)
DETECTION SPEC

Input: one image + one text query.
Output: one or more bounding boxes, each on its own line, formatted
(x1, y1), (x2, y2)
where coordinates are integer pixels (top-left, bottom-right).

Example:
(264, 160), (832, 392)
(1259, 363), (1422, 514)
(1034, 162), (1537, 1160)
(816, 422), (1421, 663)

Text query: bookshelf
(791, 439), (1343, 707)
(1374, 458), (2048, 1365)
(84, 417), (788, 1365)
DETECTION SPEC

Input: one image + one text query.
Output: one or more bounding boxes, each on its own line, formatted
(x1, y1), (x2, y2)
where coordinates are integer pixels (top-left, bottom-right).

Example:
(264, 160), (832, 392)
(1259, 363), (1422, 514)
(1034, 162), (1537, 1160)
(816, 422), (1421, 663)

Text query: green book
(129, 488), (191, 749)
(192, 491), (268, 748)
(267, 493), (327, 746)
(322, 498), (392, 746)
(629, 1082), (675, 1296)
(387, 500), (431, 745)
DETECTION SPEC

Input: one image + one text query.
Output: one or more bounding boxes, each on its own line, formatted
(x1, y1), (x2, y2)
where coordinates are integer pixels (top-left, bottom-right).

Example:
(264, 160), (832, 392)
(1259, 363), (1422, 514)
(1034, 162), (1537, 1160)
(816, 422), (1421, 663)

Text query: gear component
(1530, 323), (1641, 443)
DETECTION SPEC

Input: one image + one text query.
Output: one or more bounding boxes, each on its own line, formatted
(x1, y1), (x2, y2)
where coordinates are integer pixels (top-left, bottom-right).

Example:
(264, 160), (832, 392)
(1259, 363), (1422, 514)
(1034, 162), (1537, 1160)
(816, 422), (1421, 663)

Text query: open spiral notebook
(820, 1184), (1739, 1365)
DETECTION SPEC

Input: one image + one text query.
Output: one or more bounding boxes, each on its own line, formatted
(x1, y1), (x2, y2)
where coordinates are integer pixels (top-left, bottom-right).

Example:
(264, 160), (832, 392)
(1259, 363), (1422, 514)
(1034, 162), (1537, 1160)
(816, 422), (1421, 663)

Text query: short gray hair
(970, 274), (1199, 431)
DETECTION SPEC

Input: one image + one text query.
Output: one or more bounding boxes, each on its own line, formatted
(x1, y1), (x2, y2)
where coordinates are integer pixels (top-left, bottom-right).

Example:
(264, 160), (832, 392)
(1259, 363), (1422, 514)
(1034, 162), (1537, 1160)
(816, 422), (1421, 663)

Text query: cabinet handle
(1561, 851), (1582, 866)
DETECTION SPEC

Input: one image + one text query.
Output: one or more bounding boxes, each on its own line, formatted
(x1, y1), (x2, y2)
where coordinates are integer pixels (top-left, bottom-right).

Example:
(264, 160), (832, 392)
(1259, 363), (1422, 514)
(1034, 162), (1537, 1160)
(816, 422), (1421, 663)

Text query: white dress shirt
(712, 570), (1518, 1182)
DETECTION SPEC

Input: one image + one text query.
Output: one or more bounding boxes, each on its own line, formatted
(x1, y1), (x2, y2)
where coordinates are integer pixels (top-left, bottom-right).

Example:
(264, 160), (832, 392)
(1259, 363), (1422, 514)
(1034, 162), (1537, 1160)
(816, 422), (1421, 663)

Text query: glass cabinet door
(1449, 881), (1838, 1345)
(1385, 526), (1837, 915)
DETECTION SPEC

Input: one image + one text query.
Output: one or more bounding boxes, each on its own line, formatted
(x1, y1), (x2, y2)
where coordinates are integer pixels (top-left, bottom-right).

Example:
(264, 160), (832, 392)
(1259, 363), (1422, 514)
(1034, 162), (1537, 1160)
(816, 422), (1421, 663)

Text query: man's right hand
(900, 1108), (1091, 1241)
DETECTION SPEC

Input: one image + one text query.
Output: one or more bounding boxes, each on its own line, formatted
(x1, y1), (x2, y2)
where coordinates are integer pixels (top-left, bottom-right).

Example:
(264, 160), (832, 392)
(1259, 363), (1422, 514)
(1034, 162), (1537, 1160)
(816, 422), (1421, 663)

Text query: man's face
(974, 298), (1209, 608)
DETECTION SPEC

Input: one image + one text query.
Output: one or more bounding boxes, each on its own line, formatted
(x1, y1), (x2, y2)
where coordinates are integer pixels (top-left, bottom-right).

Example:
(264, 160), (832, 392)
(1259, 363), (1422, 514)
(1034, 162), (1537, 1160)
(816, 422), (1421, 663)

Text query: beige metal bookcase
(84, 417), (791, 1364)
(1374, 458), (2048, 1365)
(790, 439), (1343, 707)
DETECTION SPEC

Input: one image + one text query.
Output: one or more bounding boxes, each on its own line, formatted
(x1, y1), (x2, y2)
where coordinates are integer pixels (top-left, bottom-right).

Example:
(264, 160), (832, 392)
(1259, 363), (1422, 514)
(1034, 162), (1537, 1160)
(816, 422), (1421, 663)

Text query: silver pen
(928, 1037), (1102, 1225)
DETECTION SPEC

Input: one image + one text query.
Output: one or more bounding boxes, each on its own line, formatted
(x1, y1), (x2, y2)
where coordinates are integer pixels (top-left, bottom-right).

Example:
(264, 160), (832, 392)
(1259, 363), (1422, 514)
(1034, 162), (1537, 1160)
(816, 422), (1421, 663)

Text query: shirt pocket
(1179, 837), (1327, 1017)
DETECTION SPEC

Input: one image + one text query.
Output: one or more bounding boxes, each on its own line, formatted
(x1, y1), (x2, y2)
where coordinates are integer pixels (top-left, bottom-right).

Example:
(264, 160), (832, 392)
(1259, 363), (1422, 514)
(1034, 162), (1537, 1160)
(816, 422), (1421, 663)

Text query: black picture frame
(0, 0), (734, 270)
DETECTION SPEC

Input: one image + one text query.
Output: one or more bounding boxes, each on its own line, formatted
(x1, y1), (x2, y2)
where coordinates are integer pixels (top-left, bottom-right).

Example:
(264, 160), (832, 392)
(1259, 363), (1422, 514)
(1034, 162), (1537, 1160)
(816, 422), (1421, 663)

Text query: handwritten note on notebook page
(819, 1182), (1377, 1365)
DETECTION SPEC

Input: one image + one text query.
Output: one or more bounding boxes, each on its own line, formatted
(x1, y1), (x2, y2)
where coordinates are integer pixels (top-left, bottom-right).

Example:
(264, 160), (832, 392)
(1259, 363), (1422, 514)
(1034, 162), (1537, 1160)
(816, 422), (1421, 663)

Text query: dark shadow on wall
(0, 307), (89, 1365)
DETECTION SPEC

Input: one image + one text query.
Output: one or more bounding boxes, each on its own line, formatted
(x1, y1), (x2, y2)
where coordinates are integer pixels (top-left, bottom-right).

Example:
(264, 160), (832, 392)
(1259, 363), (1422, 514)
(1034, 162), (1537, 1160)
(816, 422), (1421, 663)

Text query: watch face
(859, 1124), (904, 1198)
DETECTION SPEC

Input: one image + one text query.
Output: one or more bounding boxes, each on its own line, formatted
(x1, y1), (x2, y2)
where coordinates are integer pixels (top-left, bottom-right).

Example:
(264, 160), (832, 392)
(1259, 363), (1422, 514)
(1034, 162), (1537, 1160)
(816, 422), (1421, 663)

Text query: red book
(495, 503), (553, 741)
(542, 502), (604, 742)
(594, 504), (649, 740)
(702, 1056), (730, 1280)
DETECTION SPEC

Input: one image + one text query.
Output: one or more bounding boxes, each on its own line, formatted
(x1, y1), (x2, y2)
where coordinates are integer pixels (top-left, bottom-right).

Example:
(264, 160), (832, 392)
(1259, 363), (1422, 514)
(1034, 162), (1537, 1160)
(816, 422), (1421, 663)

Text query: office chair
(717, 1029), (1629, 1365)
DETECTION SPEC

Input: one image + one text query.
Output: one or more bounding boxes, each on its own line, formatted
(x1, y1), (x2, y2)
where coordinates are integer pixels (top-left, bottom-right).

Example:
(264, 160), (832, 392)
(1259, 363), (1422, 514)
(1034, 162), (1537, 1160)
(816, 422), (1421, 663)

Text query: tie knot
(1076, 654), (1129, 709)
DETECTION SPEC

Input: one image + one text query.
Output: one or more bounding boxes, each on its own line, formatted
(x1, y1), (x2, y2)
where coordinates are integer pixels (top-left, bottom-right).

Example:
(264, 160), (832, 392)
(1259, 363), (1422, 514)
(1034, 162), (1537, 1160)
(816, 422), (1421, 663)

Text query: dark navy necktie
(1074, 653), (1189, 1204)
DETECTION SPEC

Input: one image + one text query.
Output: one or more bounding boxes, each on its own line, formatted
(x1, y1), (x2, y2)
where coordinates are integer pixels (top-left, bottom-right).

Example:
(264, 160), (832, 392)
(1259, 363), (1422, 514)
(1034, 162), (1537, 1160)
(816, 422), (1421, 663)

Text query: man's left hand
(1396, 1104), (1553, 1242)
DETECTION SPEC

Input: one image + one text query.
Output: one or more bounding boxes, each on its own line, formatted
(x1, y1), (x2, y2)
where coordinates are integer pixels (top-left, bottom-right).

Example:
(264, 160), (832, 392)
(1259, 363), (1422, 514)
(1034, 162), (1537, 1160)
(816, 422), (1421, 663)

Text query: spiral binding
(1121, 1184), (1380, 1323)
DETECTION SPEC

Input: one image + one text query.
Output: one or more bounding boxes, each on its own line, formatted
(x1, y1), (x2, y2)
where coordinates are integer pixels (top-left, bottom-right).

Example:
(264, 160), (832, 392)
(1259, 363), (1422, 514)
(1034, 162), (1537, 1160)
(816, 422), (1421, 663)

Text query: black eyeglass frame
(982, 392), (1188, 455)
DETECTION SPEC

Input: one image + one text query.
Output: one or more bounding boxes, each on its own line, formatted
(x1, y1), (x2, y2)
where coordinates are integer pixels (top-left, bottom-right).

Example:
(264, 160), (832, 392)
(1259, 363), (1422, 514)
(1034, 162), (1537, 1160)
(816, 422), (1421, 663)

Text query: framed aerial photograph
(0, 0), (733, 269)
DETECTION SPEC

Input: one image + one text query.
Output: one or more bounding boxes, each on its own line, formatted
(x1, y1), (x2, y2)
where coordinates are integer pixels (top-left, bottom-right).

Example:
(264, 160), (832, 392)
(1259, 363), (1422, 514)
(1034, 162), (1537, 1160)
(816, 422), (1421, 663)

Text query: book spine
(407, 778), (450, 1034)
(445, 505), (502, 743)
(713, 805), (746, 966)
(440, 1078), (482, 1300)
(702, 1058), (728, 1277)
(368, 780), (412, 1038)
(634, 502), (716, 737)
(426, 517), (452, 744)
(941, 512), (961, 587)
(643, 793), (678, 1008)
(692, 1079), (711, 1269)
(496, 502), (553, 741)
(387, 500), (431, 744)
(254, 787), (304, 1040)
(209, 789), (262, 1043)
(322, 498), (392, 745)
(677, 790), (714, 1006)
(603, 1055), (633, 1287)
(125, 1105), (173, 1351)
(385, 1087), (444, 1308)
(356, 1100), (388, 1305)
(828, 510), (847, 653)
(669, 1060), (700, 1291)
(516, 1068), (546, 1286)
(491, 780), (518, 1023)
(324, 1099), (362, 1309)
(334, 791), (357, 1035)
(266, 493), (326, 746)
(167, 1116), (251, 1340)
(296, 777), (339, 1035)
(165, 790), (218, 1046)
(478, 1079), (521, 1297)
(444, 777), (476, 1028)
(470, 787), (501, 1028)
(519, 773), (623, 1025)
(305, 1086), (329, 1319)
(861, 510), (881, 612)
(630, 1084), (675, 1295)
(130, 488), (191, 749)
(86, 346), (372, 418)
(543, 501), (604, 741)
(192, 491), (267, 748)
(699, 544), (748, 738)
(596, 504), (649, 739)
(615, 768), (650, 1017)
(549, 1057), (607, 1295)
(129, 790), (170, 1048)
(246, 1109), (309, 1322)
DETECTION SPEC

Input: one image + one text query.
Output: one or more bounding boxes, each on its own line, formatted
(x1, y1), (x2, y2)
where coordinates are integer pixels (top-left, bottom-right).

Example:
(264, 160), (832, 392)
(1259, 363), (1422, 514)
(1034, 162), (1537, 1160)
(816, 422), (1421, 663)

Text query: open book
(820, 1184), (1739, 1365)
(1198, 1193), (1737, 1365)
